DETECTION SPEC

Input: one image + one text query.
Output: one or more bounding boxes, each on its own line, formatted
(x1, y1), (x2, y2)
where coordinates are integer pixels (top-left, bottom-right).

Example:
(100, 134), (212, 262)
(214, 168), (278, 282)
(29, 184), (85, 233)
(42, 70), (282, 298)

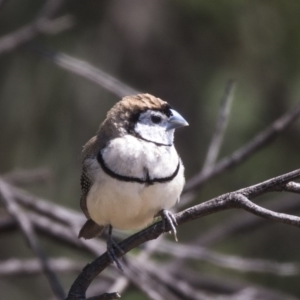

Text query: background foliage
(1, 0), (300, 299)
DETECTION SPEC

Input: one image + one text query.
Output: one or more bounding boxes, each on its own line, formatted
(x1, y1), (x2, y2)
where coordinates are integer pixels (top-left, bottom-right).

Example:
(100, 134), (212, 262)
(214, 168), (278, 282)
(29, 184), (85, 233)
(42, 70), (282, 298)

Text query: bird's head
(102, 94), (188, 146)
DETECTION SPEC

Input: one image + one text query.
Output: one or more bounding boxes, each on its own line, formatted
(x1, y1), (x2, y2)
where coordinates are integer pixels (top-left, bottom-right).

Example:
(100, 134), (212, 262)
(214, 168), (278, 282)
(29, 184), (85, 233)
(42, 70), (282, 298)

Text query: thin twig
(201, 80), (236, 173)
(0, 181), (66, 299)
(232, 193), (300, 226)
(184, 101), (300, 193)
(29, 44), (138, 98)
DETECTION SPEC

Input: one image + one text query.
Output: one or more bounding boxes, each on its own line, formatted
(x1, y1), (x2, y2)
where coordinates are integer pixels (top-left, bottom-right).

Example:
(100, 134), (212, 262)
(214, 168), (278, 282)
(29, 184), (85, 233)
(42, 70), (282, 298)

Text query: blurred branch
(184, 100), (300, 193)
(30, 44), (138, 98)
(174, 269), (299, 300)
(159, 241), (299, 275)
(201, 79), (236, 173)
(0, 180), (66, 300)
(0, 0), (72, 56)
(141, 258), (217, 300)
(2, 179), (298, 298)
(0, 258), (83, 276)
(107, 237), (162, 296)
(0, 15), (73, 55)
(197, 194), (300, 247)
(0, 177), (82, 225)
(2, 166), (300, 299)
(66, 168), (300, 299)
(3, 167), (52, 186)
(125, 258), (182, 300)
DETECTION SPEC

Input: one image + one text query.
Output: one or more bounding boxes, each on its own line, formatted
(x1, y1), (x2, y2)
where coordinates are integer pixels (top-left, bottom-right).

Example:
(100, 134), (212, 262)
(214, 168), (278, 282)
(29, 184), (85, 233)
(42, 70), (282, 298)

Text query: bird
(78, 93), (188, 270)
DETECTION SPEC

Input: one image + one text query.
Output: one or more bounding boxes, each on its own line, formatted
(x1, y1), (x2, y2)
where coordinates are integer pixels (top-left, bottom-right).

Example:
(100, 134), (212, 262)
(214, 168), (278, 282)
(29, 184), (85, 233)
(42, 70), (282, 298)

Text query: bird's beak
(166, 109), (189, 131)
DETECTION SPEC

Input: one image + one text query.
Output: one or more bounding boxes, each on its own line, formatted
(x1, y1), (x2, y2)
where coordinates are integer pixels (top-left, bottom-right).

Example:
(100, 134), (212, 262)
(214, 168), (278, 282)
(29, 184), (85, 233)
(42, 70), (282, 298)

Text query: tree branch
(196, 194), (300, 247)
(66, 168), (300, 299)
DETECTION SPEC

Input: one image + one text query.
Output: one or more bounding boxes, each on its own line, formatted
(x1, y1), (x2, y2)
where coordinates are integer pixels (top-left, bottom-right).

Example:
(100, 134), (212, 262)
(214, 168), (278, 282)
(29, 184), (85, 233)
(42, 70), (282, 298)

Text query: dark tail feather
(79, 219), (106, 239)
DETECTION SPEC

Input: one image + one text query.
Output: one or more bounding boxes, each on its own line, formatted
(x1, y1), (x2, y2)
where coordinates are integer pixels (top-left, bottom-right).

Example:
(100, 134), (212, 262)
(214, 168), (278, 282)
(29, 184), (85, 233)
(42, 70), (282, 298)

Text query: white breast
(85, 135), (185, 230)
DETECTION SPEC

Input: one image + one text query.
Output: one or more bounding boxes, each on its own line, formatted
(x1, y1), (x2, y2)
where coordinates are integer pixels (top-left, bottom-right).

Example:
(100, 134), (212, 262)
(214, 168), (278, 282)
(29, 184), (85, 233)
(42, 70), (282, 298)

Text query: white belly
(85, 136), (185, 230)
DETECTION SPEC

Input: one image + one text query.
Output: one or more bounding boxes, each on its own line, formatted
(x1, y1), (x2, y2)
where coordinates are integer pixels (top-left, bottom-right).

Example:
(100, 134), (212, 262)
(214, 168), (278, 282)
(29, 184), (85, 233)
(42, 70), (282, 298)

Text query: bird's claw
(160, 209), (178, 242)
(107, 226), (124, 271)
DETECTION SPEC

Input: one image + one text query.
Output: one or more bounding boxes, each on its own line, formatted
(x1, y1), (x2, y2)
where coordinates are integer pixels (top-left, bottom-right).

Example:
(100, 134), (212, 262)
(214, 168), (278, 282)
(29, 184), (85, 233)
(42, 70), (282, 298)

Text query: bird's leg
(159, 209), (178, 242)
(107, 225), (124, 271)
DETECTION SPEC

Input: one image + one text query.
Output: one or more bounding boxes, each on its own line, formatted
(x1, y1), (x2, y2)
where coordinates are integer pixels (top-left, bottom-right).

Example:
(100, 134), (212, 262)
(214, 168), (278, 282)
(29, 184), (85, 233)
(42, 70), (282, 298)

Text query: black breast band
(97, 151), (180, 185)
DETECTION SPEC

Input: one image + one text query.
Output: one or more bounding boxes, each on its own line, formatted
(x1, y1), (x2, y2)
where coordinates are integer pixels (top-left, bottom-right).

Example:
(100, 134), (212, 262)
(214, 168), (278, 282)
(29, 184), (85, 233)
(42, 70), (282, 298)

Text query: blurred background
(1, 0), (300, 299)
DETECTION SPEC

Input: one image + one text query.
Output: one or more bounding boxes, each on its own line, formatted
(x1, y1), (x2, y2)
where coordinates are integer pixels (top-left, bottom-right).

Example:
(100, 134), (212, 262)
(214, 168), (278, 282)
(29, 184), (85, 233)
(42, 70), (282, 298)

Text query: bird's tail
(78, 219), (106, 239)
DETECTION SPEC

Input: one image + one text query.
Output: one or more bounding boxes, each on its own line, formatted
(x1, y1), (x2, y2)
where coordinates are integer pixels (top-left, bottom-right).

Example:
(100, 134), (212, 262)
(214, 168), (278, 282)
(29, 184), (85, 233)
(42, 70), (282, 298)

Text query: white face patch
(134, 110), (175, 145)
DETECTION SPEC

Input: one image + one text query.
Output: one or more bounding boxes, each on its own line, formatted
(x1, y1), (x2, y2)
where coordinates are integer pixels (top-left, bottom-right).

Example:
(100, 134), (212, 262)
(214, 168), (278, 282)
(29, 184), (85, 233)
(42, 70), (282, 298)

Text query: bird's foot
(160, 209), (178, 242)
(107, 225), (124, 271)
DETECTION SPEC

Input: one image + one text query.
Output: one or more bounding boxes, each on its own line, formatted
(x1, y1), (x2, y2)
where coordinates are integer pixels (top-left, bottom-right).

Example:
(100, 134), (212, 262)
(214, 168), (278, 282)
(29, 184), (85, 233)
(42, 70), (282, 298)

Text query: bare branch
(159, 241), (299, 275)
(0, 258), (83, 276)
(232, 193), (300, 226)
(3, 168), (52, 186)
(66, 168), (300, 299)
(201, 79), (236, 173)
(0, 181), (66, 299)
(197, 194), (300, 247)
(30, 44), (138, 98)
(184, 101), (300, 193)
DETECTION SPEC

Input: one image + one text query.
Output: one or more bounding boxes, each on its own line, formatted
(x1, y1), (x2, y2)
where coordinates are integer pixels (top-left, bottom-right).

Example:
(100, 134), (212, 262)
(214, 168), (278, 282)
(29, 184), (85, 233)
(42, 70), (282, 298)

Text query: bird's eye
(151, 115), (162, 124)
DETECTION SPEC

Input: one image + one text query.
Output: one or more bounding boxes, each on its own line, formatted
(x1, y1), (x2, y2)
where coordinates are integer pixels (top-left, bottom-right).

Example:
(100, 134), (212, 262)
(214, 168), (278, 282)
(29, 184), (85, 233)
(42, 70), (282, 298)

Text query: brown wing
(80, 135), (106, 217)
(79, 166), (107, 239)
(80, 167), (92, 218)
